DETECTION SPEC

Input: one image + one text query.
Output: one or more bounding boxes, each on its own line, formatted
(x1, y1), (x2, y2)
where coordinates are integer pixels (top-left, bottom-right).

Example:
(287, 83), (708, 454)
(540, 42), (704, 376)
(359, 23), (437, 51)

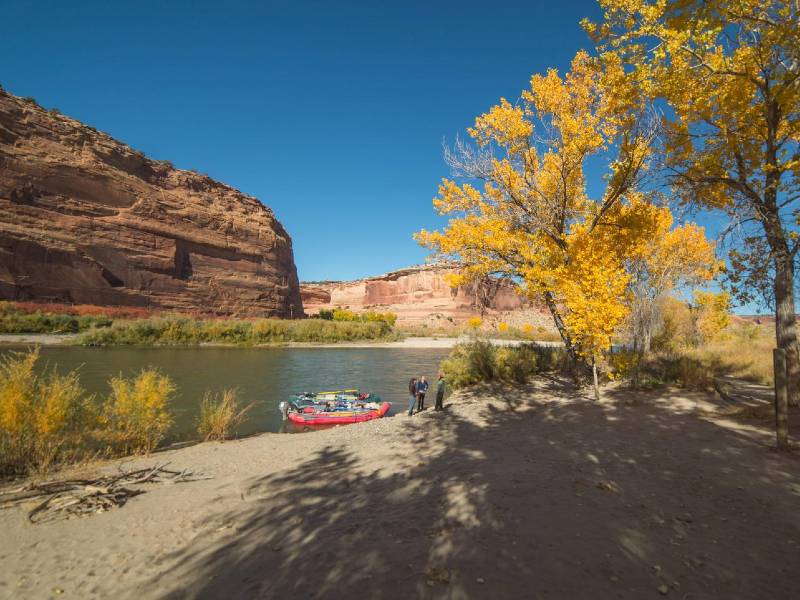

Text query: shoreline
(0, 333), (561, 349)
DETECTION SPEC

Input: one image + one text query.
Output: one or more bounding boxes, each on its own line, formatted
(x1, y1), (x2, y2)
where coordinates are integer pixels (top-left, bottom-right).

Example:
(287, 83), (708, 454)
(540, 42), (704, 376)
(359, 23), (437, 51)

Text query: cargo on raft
(278, 389), (390, 426)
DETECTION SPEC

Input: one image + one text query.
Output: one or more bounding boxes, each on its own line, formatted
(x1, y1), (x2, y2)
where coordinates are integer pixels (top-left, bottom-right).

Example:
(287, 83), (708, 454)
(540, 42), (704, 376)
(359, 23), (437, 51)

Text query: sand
(0, 334), (78, 346)
(1, 381), (799, 599)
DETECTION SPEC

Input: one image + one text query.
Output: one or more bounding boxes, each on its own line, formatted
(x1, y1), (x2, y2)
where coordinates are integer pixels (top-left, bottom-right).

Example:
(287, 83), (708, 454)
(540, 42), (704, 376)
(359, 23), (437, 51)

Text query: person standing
(416, 376), (429, 412)
(434, 372), (446, 411)
(407, 377), (417, 416)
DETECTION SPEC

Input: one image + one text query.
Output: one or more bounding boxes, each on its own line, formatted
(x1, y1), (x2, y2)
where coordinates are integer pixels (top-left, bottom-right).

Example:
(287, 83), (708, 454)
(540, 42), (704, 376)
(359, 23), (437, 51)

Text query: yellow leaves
(590, 0), (800, 212)
(694, 290), (732, 342)
(468, 98), (532, 153)
(497, 322), (509, 333)
(432, 179), (483, 214)
(556, 229), (631, 358)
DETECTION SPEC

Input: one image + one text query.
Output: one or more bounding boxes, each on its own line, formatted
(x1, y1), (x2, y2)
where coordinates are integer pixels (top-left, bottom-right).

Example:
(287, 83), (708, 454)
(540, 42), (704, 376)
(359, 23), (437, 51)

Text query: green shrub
(440, 342), (564, 389)
(80, 316), (392, 346)
(496, 345), (539, 383)
(0, 305), (112, 334)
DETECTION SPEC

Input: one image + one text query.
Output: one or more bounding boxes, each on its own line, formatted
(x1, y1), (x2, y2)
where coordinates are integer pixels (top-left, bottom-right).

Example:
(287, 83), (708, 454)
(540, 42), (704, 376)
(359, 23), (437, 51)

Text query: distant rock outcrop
(301, 264), (550, 326)
(0, 90), (303, 317)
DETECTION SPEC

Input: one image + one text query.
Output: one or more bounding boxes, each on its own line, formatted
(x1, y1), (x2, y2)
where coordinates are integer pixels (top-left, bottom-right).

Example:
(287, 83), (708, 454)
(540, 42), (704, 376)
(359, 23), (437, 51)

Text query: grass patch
(611, 321), (776, 390)
(198, 388), (254, 441)
(78, 316), (395, 346)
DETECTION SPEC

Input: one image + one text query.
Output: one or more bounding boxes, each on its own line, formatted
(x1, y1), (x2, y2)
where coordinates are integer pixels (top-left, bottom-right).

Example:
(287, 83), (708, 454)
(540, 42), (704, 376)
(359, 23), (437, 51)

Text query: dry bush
(641, 321), (774, 389)
(101, 369), (175, 454)
(197, 388), (254, 441)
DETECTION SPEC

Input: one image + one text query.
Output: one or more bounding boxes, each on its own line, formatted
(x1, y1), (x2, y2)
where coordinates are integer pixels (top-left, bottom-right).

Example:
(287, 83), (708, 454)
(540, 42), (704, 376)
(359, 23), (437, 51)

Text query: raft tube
(286, 402), (391, 425)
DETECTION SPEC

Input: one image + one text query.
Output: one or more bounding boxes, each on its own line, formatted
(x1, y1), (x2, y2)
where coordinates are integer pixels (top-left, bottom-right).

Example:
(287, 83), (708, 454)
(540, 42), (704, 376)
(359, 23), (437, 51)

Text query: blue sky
(0, 1), (607, 275)
(2, 0), (763, 311)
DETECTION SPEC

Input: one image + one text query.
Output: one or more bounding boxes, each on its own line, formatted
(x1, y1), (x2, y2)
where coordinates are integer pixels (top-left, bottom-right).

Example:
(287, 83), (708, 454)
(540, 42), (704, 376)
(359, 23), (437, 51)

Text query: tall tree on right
(585, 0), (800, 405)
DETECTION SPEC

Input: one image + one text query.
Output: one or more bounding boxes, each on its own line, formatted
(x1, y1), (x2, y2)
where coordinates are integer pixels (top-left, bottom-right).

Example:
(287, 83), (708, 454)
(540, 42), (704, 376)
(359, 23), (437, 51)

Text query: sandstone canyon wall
(301, 265), (550, 326)
(0, 90), (303, 317)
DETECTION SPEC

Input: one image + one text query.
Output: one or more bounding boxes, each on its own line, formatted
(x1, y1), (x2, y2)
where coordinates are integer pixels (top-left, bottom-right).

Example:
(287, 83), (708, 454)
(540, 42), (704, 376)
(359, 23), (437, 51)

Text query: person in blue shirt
(416, 376), (429, 412)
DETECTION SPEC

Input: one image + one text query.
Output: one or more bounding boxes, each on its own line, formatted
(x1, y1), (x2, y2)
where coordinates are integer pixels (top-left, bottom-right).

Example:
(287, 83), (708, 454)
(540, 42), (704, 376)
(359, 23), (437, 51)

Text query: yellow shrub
(694, 290), (732, 342)
(102, 369), (175, 454)
(497, 322), (509, 333)
(0, 349), (94, 476)
(332, 308), (359, 322)
(467, 316), (482, 329)
(198, 388), (253, 441)
(521, 323), (534, 335)
(652, 296), (695, 350)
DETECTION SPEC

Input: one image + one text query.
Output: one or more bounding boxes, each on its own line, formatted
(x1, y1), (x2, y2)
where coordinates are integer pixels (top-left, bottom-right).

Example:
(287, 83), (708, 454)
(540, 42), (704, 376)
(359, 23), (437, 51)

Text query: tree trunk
(592, 357), (600, 401)
(773, 348), (790, 450)
(774, 253), (799, 407)
(542, 291), (585, 385)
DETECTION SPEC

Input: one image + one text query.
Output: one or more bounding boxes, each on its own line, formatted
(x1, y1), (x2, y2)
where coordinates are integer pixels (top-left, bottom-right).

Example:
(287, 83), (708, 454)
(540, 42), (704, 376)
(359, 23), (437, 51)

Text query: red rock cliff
(301, 265), (548, 326)
(0, 90), (303, 317)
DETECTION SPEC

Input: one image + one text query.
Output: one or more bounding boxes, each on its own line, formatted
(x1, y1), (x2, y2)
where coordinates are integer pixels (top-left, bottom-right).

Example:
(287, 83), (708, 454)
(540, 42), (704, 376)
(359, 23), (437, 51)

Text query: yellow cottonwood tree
(416, 51), (712, 397)
(694, 290), (732, 343)
(586, 0), (800, 403)
(627, 206), (717, 355)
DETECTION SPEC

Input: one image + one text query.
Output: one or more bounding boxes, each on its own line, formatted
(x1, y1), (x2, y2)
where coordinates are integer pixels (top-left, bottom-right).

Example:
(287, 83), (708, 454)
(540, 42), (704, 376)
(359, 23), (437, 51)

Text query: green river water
(0, 346), (450, 442)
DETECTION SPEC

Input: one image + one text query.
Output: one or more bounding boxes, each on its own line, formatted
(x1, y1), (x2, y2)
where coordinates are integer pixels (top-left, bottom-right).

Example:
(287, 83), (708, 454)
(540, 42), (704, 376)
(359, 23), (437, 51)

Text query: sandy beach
(2, 380), (799, 599)
(0, 334), (78, 346)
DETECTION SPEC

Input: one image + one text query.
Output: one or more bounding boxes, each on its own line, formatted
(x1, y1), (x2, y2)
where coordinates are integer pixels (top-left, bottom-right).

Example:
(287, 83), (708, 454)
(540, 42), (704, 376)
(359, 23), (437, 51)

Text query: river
(0, 346), (451, 442)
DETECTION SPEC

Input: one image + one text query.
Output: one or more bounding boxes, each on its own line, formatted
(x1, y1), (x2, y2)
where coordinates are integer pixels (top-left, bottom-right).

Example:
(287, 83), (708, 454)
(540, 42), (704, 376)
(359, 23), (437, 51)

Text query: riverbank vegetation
(0, 349), (172, 477)
(314, 308), (398, 327)
(441, 341), (566, 389)
(198, 389), (254, 442)
(0, 302), (113, 334)
(0, 302), (400, 345)
(0, 349), (255, 478)
(78, 316), (396, 346)
(439, 299), (775, 400)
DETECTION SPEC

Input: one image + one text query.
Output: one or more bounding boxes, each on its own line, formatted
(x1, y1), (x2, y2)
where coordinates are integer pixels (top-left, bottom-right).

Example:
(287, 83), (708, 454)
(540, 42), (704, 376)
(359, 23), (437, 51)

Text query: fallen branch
(0, 463), (212, 523)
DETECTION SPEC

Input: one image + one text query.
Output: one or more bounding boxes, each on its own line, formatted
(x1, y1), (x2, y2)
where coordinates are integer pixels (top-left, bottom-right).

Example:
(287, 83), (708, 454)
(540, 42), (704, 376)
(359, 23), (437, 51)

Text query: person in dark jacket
(407, 378), (417, 416)
(416, 376), (429, 412)
(434, 372), (446, 411)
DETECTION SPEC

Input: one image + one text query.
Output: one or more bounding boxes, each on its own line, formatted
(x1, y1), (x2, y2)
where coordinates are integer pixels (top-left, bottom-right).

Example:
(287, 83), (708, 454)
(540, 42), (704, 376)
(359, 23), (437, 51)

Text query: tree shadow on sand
(143, 379), (800, 599)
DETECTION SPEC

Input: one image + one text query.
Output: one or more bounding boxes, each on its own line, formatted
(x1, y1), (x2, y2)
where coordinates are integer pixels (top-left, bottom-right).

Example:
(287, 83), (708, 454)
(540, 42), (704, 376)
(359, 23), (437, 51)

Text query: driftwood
(0, 463), (211, 523)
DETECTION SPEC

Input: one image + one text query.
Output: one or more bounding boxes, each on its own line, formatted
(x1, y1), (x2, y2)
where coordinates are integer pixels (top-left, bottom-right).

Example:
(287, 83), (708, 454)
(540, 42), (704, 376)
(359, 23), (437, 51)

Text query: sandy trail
(1, 381), (799, 599)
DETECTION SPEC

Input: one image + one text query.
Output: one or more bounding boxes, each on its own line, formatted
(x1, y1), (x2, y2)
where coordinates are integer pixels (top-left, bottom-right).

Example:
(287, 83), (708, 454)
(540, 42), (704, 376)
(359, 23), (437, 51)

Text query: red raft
(287, 402), (391, 426)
